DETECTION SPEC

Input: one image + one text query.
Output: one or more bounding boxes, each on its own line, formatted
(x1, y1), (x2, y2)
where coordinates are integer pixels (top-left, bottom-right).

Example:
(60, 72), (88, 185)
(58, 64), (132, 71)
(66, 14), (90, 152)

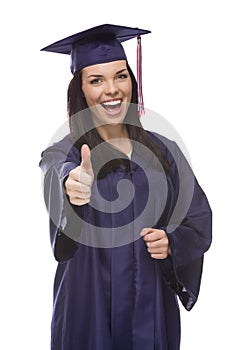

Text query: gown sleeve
(155, 136), (212, 311)
(39, 136), (84, 262)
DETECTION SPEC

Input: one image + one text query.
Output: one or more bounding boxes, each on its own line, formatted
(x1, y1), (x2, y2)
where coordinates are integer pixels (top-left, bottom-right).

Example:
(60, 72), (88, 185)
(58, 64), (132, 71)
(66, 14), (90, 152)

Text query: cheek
(82, 80), (94, 106)
(82, 87), (95, 107)
(125, 80), (132, 102)
(83, 86), (102, 108)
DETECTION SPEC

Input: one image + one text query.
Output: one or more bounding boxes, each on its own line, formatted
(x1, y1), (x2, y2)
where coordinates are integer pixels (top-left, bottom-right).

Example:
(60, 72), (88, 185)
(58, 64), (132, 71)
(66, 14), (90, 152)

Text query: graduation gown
(39, 132), (212, 350)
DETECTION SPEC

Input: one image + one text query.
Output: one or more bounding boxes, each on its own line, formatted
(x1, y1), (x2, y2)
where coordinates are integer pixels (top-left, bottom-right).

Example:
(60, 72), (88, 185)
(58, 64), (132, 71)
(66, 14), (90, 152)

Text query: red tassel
(137, 35), (145, 117)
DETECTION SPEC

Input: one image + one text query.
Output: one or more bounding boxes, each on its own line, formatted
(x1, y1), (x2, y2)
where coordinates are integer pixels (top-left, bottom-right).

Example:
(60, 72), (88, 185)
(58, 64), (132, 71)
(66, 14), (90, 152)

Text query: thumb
(81, 144), (93, 174)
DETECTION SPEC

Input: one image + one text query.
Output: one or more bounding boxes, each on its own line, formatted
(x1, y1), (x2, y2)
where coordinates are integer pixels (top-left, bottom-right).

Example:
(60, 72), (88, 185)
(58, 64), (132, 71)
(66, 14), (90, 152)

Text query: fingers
(140, 227), (153, 237)
(81, 144), (93, 175)
(65, 184), (92, 205)
(64, 145), (94, 206)
(65, 177), (91, 196)
(68, 196), (91, 206)
(69, 167), (93, 186)
(140, 228), (169, 260)
(65, 169), (92, 204)
(148, 253), (168, 259)
(140, 228), (165, 241)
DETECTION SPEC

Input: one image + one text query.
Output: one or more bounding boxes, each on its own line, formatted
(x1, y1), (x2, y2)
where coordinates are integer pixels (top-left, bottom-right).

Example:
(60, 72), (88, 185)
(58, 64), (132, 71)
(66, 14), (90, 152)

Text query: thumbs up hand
(65, 144), (94, 206)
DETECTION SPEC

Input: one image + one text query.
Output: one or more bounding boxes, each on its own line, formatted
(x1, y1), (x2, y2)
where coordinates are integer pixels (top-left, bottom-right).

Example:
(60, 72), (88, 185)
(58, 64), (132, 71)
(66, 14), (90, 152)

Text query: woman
(40, 24), (212, 350)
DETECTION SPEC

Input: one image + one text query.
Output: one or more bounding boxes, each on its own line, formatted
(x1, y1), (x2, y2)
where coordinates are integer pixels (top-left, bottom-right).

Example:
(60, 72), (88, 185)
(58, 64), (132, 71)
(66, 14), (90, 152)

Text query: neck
(96, 124), (132, 155)
(96, 123), (129, 141)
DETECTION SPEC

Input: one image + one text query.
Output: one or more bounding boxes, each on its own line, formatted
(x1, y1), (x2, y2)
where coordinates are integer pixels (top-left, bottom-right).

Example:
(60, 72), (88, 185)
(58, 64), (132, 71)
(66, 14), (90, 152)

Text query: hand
(65, 144), (94, 206)
(140, 228), (171, 260)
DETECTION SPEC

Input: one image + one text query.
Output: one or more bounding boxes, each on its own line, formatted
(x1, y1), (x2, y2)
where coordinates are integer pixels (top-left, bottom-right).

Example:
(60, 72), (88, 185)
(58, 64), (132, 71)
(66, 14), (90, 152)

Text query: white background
(1, 0), (234, 349)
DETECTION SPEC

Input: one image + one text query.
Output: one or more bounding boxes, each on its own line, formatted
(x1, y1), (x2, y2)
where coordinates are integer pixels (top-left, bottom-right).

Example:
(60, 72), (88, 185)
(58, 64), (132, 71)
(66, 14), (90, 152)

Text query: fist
(65, 144), (94, 206)
(140, 228), (171, 260)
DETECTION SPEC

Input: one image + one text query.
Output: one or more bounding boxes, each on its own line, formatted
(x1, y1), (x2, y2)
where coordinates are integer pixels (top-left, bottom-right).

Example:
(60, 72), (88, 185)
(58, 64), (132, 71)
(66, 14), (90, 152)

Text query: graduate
(39, 24), (212, 350)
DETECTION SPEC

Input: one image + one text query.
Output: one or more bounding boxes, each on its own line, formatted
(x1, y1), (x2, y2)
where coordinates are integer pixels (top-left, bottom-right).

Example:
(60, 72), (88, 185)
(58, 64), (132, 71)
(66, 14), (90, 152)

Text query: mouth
(101, 99), (122, 115)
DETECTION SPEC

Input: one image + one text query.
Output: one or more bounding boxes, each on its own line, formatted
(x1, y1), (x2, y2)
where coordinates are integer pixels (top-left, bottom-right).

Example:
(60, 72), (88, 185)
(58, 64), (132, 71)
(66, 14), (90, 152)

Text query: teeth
(102, 100), (121, 106)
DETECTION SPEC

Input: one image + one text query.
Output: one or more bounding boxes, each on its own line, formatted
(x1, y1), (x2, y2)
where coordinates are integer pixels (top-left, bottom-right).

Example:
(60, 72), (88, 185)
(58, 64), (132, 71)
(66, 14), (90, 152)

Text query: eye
(116, 73), (128, 80)
(90, 78), (102, 85)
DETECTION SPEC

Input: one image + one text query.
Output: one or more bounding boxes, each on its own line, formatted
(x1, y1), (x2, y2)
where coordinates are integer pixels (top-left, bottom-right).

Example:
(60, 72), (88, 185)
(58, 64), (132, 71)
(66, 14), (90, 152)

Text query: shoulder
(39, 134), (80, 173)
(147, 130), (173, 146)
(146, 130), (194, 183)
(146, 130), (179, 163)
(41, 134), (75, 156)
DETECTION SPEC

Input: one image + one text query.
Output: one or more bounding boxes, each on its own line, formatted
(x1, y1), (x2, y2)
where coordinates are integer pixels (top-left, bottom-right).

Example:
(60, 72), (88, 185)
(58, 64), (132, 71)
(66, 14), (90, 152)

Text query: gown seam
(109, 172), (114, 346)
(129, 162), (135, 350)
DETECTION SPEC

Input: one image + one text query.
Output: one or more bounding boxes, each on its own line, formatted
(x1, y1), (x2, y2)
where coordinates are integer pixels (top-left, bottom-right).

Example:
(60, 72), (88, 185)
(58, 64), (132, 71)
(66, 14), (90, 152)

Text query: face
(81, 60), (132, 127)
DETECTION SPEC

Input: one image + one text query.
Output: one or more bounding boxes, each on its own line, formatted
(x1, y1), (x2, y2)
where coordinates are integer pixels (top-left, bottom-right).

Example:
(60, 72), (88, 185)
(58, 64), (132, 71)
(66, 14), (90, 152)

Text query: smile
(101, 99), (122, 115)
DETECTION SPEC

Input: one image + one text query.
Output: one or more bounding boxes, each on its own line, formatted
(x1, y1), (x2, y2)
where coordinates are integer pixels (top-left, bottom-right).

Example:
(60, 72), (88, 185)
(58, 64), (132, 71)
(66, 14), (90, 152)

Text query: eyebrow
(86, 68), (128, 79)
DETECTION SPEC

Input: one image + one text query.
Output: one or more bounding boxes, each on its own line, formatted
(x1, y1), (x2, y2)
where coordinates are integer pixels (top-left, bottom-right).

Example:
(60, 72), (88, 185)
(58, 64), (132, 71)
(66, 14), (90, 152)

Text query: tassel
(137, 35), (145, 117)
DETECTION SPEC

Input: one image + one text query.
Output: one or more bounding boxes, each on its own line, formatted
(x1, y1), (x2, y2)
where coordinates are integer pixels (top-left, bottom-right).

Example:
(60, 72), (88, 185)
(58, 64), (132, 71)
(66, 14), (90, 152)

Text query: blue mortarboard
(41, 24), (151, 115)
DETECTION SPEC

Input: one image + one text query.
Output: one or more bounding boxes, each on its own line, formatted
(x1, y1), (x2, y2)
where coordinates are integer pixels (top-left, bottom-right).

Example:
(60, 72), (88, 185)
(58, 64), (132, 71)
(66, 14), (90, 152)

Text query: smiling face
(81, 60), (132, 128)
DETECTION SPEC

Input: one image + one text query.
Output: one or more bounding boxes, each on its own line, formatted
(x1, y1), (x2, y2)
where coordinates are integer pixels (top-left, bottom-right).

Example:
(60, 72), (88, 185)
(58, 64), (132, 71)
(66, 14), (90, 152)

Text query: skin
(65, 60), (170, 259)
(65, 144), (94, 206)
(81, 60), (132, 143)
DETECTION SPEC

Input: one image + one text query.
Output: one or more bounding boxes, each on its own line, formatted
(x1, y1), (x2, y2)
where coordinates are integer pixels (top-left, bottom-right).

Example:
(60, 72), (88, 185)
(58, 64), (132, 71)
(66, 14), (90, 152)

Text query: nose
(104, 80), (118, 96)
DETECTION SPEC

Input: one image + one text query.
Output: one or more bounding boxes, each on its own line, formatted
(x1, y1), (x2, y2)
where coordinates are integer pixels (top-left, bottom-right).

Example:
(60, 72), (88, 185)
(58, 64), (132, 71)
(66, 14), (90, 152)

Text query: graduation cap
(41, 24), (151, 116)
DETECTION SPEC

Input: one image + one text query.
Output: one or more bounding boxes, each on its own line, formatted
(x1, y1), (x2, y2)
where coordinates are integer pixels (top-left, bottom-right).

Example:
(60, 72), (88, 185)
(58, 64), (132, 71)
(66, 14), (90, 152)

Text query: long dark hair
(67, 63), (170, 177)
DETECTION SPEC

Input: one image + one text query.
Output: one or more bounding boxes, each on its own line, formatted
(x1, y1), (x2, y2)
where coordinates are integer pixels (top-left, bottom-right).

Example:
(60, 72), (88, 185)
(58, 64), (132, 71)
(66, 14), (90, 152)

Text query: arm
(162, 176), (212, 310)
(39, 136), (82, 262)
(144, 134), (212, 310)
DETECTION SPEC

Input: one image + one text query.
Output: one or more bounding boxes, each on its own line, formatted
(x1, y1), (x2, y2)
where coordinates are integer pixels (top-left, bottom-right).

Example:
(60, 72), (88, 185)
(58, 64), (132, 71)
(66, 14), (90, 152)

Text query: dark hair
(67, 63), (170, 177)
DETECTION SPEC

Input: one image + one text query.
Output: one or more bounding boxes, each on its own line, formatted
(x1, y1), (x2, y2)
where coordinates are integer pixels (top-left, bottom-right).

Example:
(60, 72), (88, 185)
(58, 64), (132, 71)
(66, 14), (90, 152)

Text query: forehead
(82, 60), (127, 77)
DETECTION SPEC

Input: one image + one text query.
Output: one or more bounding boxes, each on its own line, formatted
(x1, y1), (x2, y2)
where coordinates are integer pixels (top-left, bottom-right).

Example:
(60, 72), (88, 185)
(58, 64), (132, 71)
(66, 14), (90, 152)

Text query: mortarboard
(41, 24), (151, 116)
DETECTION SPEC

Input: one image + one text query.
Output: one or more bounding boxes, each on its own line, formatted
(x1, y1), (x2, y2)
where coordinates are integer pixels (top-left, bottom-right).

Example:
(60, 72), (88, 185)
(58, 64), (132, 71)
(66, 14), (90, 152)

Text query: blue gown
(39, 132), (212, 350)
